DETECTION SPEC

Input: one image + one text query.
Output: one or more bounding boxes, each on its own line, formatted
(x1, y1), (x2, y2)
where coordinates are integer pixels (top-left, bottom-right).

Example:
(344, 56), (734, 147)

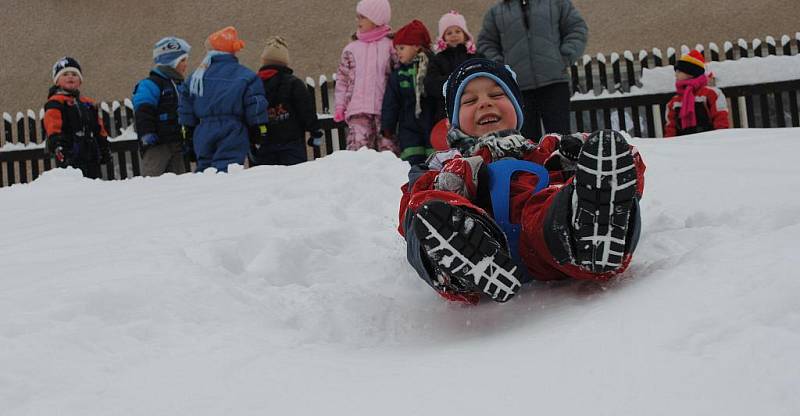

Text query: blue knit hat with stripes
(444, 58), (524, 131)
(153, 37), (191, 67)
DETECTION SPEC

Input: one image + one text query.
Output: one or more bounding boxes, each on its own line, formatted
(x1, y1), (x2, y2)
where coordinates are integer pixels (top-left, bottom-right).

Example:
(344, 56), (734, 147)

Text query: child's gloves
(558, 133), (586, 162)
(425, 149), (462, 171)
(307, 130), (323, 147)
(333, 109), (346, 123)
(470, 130), (535, 162)
(250, 124), (268, 147)
(433, 155), (484, 200)
(141, 133), (159, 147)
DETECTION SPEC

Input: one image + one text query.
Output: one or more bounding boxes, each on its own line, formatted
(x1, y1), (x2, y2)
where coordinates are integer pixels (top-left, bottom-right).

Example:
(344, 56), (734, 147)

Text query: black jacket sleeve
(424, 55), (449, 99)
(292, 77), (321, 134)
(381, 71), (401, 134)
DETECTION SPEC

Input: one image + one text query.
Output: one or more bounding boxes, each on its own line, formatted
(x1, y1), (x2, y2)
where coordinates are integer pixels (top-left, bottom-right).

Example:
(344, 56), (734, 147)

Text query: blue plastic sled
(486, 160), (550, 281)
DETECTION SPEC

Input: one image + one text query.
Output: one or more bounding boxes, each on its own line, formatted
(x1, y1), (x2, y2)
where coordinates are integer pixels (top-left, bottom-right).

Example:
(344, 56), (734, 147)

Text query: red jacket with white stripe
(664, 86), (730, 137)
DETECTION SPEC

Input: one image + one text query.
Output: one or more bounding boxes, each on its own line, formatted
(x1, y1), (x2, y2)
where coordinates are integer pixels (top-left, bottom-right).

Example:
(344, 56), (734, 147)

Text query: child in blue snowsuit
(179, 26), (268, 172)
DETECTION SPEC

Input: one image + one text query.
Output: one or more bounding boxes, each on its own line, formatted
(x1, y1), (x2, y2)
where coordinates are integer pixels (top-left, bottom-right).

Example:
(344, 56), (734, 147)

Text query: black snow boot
(571, 129), (638, 273)
(412, 200), (524, 302)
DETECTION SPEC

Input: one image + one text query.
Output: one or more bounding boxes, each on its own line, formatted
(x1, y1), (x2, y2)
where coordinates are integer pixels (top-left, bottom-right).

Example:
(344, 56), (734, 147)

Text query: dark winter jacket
(43, 87), (110, 173)
(256, 65), (321, 146)
(178, 54), (268, 172)
(424, 44), (481, 123)
(132, 66), (184, 144)
(478, 0), (588, 91)
(381, 54), (437, 162)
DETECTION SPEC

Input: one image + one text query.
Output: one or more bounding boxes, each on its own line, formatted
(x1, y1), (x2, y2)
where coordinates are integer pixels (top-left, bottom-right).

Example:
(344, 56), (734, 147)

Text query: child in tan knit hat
(252, 36), (324, 166)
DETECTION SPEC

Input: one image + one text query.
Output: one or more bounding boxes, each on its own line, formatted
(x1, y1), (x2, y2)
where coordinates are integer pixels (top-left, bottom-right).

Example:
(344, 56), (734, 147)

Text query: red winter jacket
(664, 86), (730, 137)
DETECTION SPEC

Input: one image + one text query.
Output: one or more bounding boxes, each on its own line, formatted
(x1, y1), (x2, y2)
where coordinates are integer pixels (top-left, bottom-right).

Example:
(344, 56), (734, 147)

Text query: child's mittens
(558, 133), (588, 162)
(433, 155), (484, 200)
(469, 131), (535, 162)
(333, 109), (346, 123)
(426, 149), (462, 170)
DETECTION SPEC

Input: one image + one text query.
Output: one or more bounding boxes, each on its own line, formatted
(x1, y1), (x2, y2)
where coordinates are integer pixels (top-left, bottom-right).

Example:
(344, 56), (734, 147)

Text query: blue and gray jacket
(132, 66), (184, 143)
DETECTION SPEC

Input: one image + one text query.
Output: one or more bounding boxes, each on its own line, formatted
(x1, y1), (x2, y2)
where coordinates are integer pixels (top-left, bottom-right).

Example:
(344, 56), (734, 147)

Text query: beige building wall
(0, 0), (797, 114)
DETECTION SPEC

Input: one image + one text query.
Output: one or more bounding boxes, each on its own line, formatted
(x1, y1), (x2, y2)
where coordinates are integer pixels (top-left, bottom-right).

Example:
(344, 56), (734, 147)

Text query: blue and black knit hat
(153, 37), (191, 68)
(444, 58), (524, 131)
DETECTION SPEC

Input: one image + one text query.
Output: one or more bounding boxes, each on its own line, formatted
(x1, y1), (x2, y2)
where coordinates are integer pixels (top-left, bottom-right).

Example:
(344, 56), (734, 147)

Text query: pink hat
(356, 0), (391, 27)
(435, 10), (476, 53)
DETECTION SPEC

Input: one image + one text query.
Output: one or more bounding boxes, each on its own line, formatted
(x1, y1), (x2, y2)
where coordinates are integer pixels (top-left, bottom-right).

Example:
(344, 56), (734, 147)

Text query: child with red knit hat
(334, 0), (398, 154)
(664, 50), (730, 137)
(381, 19), (437, 165)
(424, 10), (481, 124)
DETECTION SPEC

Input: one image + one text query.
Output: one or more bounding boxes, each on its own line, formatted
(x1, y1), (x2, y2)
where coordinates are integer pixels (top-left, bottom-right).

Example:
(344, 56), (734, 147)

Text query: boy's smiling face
(458, 77), (517, 137)
(56, 70), (82, 91)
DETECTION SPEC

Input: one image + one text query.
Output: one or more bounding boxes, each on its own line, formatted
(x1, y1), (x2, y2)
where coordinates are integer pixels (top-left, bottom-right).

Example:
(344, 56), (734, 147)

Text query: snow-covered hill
(1, 128), (798, 415)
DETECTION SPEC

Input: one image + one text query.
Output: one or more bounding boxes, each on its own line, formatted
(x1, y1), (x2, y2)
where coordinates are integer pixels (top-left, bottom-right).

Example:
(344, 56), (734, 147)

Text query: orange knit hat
(207, 26), (245, 53)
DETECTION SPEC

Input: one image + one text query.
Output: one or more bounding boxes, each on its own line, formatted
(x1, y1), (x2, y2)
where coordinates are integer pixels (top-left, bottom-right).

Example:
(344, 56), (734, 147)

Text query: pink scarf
(675, 74), (708, 130)
(356, 25), (392, 43)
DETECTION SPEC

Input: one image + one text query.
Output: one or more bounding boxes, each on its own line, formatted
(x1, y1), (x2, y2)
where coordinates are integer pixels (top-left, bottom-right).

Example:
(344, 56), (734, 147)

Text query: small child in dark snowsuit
(398, 58), (646, 304)
(43, 57), (111, 179)
(381, 20), (437, 166)
(424, 10), (481, 124)
(252, 36), (324, 166)
(664, 50), (730, 137)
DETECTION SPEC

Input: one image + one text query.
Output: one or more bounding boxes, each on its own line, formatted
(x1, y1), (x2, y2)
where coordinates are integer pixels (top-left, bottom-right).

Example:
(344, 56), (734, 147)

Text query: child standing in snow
(133, 37), (192, 176)
(398, 58), (646, 304)
(43, 57), (112, 179)
(178, 26), (269, 172)
(664, 50), (730, 137)
(424, 10), (481, 124)
(381, 20), (437, 166)
(334, 0), (398, 154)
(253, 36), (324, 166)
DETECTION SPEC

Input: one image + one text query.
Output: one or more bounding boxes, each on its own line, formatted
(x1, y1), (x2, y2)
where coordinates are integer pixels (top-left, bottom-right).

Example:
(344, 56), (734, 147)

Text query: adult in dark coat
(478, 0), (588, 140)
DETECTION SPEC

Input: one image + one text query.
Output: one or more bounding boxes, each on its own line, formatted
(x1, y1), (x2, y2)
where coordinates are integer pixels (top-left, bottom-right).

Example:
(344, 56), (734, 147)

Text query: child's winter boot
(571, 129), (638, 272)
(412, 200), (523, 302)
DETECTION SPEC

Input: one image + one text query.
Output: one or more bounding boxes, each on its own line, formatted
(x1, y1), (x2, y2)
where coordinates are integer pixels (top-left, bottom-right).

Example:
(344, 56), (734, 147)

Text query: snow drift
(1, 128), (798, 415)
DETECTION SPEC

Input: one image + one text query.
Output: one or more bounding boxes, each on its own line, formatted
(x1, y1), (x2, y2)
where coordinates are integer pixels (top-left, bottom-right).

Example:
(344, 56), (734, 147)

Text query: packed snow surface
(1, 128), (799, 415)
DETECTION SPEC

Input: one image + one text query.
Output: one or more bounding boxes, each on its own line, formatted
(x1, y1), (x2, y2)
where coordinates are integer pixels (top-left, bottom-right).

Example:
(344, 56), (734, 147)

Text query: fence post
(610, 52), (622, 92)
(319, 75), (330, 114)
(596, 53), (608, 93)
(582, 54), (594, 93)
(724, 41), (734, 60)
(624, 50), (637, 89)
(100, 102), (112, 137)
(782, 35), (792, 55)
(2, 112), (11, 147)
(766, 36), (777, 56)
(753, 38), (764, 57)
(709, 42), (720, 61)
(111, 100), (123, 137)
(570, 61), (581, 94)
(123, 98), (134, 131)
(26, 109), (37, 144)
(737, 38), (749, 58)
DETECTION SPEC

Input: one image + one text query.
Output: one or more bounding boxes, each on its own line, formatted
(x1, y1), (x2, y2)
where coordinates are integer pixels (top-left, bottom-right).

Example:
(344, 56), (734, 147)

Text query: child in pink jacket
(334, 0), (398, 153)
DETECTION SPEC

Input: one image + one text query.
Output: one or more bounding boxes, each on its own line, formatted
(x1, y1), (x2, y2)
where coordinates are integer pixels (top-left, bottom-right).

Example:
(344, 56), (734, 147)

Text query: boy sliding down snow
(398, 58), (646, 304)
